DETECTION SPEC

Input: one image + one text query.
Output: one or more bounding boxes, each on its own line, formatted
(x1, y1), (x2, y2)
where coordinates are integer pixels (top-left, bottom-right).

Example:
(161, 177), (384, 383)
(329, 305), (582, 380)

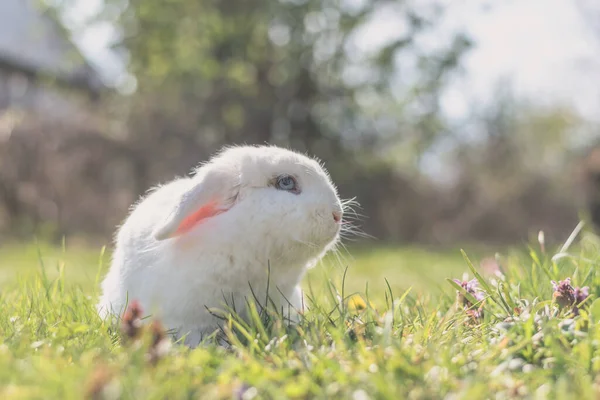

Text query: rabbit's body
(98, 145), (343, 346)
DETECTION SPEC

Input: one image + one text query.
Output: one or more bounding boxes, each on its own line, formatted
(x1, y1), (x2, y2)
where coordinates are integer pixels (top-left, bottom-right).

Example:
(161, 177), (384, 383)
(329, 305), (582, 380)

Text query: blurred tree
(89, 0), (471, 177)
(49, 0), (471, 241)
(5, 0), (471, 242)
(436, 85), (584, 244)
(3, 1), (597, 245)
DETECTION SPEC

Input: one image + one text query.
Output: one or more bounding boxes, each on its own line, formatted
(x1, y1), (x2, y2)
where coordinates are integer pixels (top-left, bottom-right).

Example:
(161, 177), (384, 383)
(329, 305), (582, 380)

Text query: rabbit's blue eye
(276, 175), (298, 192)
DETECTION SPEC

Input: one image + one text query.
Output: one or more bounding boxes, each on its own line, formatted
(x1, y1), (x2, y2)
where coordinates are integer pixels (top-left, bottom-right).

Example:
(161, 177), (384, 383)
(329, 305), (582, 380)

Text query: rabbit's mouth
(316, 223), (342, 248)
(289, 221), (339, 254)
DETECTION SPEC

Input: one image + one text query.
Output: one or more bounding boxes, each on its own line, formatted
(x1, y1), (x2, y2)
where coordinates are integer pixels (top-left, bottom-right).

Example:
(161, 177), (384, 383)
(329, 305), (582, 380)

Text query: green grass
(2, 230), (600, 399)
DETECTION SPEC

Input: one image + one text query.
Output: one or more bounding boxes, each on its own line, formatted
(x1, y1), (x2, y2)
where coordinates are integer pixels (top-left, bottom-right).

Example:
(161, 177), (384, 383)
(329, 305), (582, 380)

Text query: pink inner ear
(174, 200), (225, 236)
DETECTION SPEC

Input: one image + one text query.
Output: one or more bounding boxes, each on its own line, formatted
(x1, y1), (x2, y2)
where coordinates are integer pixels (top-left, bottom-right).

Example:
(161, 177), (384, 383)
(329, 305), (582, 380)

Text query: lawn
(1, 228), (600, 399)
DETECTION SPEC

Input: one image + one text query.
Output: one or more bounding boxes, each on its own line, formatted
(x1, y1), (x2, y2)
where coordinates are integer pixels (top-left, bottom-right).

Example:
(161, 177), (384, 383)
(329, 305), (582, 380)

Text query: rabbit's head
(152, 145), (343, 265)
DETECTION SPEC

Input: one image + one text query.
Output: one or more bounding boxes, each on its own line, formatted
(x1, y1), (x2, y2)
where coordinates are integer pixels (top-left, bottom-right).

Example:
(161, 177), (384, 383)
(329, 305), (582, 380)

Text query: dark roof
(0, 0), (105, 96)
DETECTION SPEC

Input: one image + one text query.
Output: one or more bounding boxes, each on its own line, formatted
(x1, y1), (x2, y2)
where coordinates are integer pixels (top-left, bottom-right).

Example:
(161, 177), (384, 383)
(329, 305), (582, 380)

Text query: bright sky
(441, 0), (600, 122)
(67, 0), (600, 122)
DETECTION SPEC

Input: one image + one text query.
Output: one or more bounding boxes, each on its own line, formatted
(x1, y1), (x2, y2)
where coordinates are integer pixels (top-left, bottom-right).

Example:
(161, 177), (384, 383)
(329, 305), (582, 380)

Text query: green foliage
(3, 229), (600, 398)
(89, 0), (471, 164)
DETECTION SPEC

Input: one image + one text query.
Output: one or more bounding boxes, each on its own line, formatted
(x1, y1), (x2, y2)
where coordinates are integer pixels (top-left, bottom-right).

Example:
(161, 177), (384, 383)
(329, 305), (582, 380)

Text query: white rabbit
(97, 145), (343, 346)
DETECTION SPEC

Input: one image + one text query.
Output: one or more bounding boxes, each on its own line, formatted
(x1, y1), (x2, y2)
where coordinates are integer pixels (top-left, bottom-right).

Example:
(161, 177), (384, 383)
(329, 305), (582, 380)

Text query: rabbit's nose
(332, 211), (342, 223)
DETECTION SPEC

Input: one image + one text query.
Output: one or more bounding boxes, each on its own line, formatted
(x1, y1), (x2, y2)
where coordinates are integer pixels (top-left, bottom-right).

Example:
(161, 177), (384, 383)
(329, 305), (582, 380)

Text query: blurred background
(1, 0), (600, 249)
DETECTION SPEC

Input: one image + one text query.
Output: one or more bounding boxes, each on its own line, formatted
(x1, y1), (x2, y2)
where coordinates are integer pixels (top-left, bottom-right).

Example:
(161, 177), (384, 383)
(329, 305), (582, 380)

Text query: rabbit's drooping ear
(152, 167), (239, 240)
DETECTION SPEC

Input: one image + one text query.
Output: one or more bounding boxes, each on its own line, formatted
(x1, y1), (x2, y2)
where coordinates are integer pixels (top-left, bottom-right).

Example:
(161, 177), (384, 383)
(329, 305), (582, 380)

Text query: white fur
(97, 145), (343, 346)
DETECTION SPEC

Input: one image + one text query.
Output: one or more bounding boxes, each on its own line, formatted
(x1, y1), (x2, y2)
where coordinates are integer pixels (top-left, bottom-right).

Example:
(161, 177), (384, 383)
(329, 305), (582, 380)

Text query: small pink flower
(551, 278), (590, 315)
(551, 278), (575, 309)
(453, 278), (485, 305)
(453, 278), (485, 321)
